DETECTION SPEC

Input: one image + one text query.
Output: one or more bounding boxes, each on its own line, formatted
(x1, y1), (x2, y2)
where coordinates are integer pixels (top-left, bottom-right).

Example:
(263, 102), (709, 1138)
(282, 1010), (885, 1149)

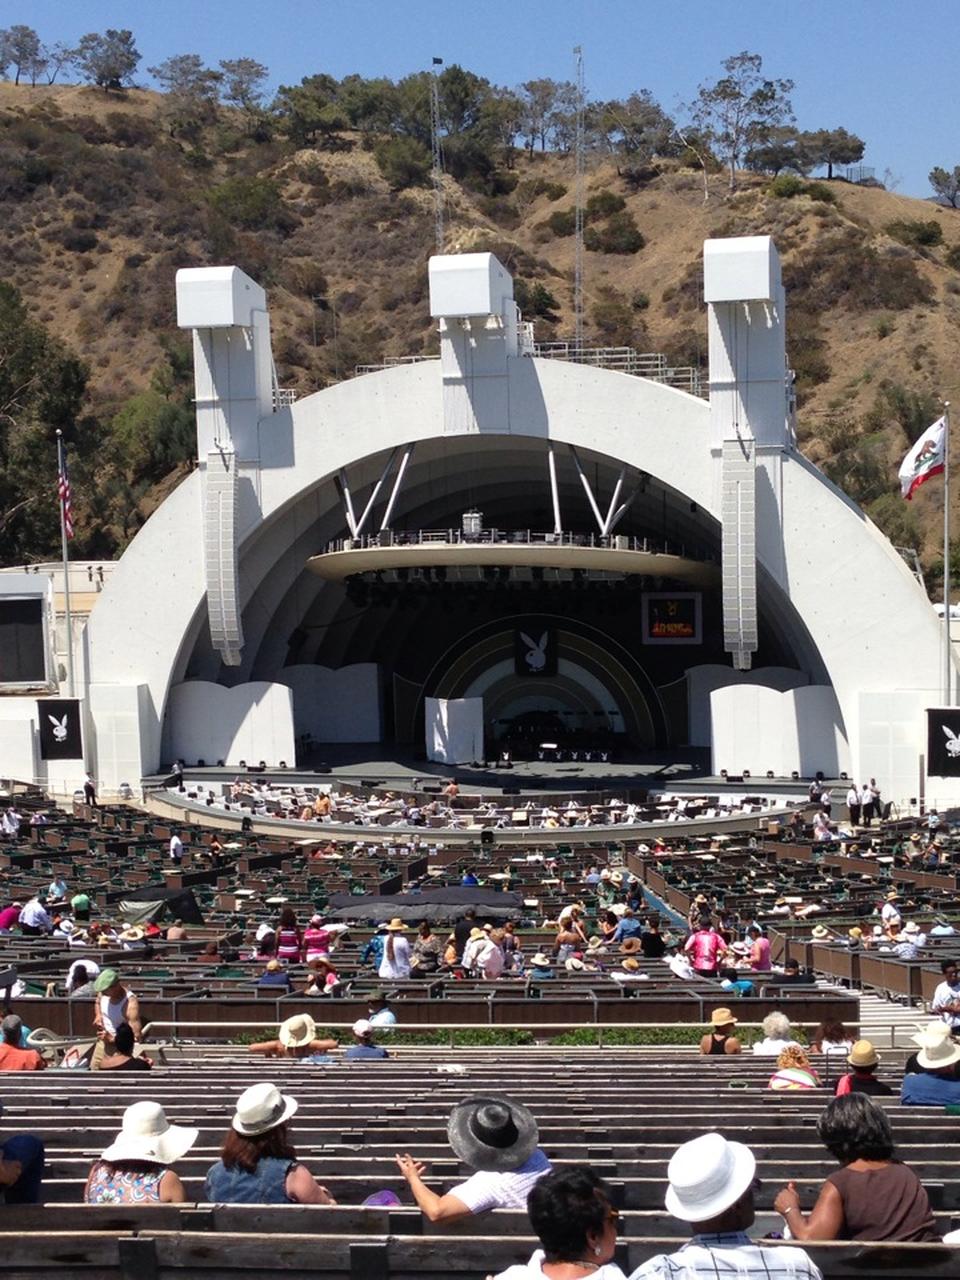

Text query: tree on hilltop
(219, 57), (269, 114)
(686, 50), (794, 190)
(274, 74), (347, 147)
(806, 126), (865, 179)
(929, 165), (960, 208)
(149, 54), (222, 141)
(0, 25), (41, 85)
(518, 79), (559, 152)
(74, 29), (141, 92)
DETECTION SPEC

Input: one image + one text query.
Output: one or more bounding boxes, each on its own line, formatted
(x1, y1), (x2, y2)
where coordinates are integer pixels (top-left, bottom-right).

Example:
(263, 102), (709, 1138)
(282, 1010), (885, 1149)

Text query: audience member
(380, 918), (412, 979)
(396, 1094), (551, 1223)
(768, 1045), (819, 1090)
(930, 959), (960, 1032)
(810, 1021), (853, 1056)
(257, 959), (292, 993)
(900, 1031), (960, 1105)
(248, 1015), (338, 1062)
(0, 1124), (45, 1203)
(18, 894), (53, 936)
(98, 1023), (152, 1072)
(699, 1009), (741, 1056)
(204, 1083), (336, 1204)
(630, 1133), (823, 1279)
(85, 1103), (194, 1204)
(834, 1040), (893, 1097)
(493, 1166), (626, 1279)
(683, 917), (723, 978)
(774, 1094), (939, 1241)
(752, 1012), (798, 1057)
(93, 969), (142, 1046)
(275, 906), (303, 963)
(0, 1015), (45, 1071)
(345, 1019), (389, 1060)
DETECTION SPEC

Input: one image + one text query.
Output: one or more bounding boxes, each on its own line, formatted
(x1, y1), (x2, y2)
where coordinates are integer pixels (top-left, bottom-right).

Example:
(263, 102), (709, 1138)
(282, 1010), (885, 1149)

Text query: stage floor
(147, 744), (829, 800)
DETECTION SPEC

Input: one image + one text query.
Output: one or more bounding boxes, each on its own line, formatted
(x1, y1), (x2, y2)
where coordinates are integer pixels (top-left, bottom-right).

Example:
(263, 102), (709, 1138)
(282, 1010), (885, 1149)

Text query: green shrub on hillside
(584, 210), (644, 254)
(769, 174), (836, 203)
(886, 218), (944, 248)
(546, 208), (577, 236)
(373, 136), (431, 190)
(208, 176), (296, 232)
(946, 244), (960, 271)
(586, 189), (626, 221)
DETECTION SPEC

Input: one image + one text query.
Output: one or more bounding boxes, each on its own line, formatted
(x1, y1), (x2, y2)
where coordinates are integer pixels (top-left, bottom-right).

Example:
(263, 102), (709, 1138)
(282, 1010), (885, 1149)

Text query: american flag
(58, 450), (74, 540)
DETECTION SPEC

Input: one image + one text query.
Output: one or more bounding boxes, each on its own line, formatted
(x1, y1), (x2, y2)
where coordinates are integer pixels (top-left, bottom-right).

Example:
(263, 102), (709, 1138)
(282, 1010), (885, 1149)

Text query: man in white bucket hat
(627, 1132), (823, 1279)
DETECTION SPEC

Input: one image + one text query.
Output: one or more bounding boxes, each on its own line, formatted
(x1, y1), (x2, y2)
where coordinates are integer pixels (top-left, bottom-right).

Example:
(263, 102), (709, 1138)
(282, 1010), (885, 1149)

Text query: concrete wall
(278, 663), (381, 743)
(710, 684), (849, 779)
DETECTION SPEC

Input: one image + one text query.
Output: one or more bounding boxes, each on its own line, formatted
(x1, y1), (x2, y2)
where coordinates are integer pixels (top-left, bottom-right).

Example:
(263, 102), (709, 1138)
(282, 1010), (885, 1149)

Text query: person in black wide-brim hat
(395, 1093), (552, 1223)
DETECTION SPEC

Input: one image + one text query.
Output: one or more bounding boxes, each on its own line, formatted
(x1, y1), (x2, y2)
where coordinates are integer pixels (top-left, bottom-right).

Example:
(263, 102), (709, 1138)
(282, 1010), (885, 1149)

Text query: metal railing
(355, 347), (704, 397)
(326, 528), (717, 562)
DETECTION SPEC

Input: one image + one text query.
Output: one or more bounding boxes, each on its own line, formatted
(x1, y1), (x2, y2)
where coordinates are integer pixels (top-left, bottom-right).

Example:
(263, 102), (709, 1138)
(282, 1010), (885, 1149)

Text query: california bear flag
(899, 416), (946, 500)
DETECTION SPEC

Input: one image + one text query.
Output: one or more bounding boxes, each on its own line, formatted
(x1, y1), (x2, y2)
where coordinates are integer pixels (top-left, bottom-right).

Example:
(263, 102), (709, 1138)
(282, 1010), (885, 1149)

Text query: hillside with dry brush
(2, 81), (959, 585)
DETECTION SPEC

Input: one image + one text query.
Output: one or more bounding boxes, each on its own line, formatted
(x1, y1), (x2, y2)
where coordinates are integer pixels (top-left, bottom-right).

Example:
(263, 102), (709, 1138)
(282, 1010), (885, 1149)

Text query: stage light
(791, 771), (799, 780)
(742, 769), (751, 779)
(720, 769), (728, 779)
(840, 771), (848, 780)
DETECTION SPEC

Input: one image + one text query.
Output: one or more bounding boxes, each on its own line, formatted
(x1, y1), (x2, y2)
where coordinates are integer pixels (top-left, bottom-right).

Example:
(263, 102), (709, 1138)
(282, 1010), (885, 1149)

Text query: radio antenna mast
(430, 57), (445, 253)
(573, 46), (585, 355)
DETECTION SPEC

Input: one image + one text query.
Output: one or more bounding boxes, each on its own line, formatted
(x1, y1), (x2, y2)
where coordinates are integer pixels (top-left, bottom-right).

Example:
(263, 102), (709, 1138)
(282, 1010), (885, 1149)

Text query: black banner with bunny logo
(927, 707), (960, 777)
(37, 698), (83, 760)
(514, 627), (557, 677)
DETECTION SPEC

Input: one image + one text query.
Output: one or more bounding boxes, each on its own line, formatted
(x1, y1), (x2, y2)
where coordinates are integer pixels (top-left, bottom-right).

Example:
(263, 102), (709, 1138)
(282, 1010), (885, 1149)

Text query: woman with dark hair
(774, 1093), (939, 1241)
(275, 907), (302, 963)
(204, 1082), (336, 1204)
(493, 1166), (626, 1278)
(809, 1020), (853, 1056)
(410, 920), (441, 976)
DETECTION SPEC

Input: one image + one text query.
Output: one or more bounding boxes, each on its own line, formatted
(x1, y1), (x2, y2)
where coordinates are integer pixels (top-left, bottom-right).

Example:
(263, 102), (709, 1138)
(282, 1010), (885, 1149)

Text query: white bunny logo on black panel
(521, 632), (549, 672)
(49, 713), (69, 742)
(943, 725), (960, 757)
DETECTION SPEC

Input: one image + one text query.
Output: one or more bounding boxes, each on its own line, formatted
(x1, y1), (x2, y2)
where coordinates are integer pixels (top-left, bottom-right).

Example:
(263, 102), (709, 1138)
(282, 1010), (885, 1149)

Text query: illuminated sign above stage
(641, 593), (702, 645)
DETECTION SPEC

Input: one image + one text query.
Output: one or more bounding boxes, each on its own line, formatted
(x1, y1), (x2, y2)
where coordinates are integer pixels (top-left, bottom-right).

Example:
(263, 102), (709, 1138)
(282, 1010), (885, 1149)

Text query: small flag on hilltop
(899, 416), (946, 500)
(57, 446), (74, 539)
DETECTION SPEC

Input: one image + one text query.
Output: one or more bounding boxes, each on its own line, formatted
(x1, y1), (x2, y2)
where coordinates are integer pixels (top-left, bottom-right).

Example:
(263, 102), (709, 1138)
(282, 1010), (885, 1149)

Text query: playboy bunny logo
(48, 714), (69, 742)
(943, 724), (960, 758)
(520, 631), (549, 672)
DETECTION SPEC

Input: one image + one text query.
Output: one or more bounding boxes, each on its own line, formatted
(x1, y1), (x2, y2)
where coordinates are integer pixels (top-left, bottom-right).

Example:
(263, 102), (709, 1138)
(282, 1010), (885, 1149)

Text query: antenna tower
(573, 46), (585, 354)
(430, 58), (445, 253)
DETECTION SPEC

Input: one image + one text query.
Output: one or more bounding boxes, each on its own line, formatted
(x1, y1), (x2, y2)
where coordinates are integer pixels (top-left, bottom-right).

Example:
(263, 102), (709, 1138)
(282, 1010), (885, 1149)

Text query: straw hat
(695, 894), (708, 905)
(610, 871), (624, 885)
(710, 1008), (737, 1027)
(847, 1039), (879, 1068)
(903, 921), (920, 935)
(101, 1101), (198, 1166)
(278, 1013), (317, 1049)
(386, 918), (409, 931)
(565, 957), (585, 971)
(621, 957), (640, 972)
(447, 1094), (539, 1172)
(531, 952), (552, 967)
(910, 1020), (954, 1049)
(811, 925), (830, 940)
(469, 927), (485, 940)
(917, 1036), (960, 1070)
(886, 890), (899, 901)
(118, 926), (145, 942)
(664, 1133), (756, 1223)
(619, 938), (642, 955)
(231, 1082), (298, 1136)
(848, 927), (863, 939)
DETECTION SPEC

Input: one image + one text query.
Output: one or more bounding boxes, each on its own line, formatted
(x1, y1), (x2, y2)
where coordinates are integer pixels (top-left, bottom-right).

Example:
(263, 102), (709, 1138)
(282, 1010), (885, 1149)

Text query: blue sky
(15, 1), (960, 198)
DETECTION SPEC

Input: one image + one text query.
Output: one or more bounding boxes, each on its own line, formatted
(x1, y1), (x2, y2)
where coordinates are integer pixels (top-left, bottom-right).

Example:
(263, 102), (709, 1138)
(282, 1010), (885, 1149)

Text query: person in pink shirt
(747, 925), (771, 971)
(0, 902), (22, 933)
(684, 918), (723, 976)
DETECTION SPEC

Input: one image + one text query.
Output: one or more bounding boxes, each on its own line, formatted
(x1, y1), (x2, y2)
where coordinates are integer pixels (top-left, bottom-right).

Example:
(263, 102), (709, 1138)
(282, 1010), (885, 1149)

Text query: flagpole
(56, 430), (75, 698)
(944, 402), (952, 706)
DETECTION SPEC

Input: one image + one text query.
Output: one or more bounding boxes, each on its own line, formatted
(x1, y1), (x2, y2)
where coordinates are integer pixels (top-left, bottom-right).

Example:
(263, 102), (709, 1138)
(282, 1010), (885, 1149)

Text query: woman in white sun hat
(204, 1082), (336, 1204)
(84, 1101), (197, 1204)
(247, 1014), (339, 1063)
